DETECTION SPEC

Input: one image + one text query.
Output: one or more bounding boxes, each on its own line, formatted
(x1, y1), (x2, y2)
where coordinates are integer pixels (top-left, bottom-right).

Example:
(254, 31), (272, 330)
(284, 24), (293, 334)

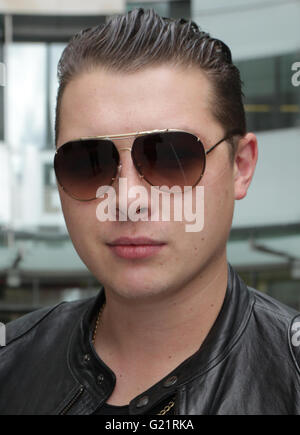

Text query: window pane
(236, 52), (300, 132)
(7, 43), (46, 149)
(238, 57), (275, 98)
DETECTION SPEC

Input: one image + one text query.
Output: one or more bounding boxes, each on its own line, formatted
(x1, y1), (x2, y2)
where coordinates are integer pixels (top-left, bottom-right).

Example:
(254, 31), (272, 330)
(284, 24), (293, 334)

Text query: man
(0, 8), (300, 415)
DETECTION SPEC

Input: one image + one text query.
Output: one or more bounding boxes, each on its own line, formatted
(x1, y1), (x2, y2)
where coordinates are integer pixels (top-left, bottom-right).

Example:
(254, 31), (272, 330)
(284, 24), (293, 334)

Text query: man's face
(57, 65), (244, 301)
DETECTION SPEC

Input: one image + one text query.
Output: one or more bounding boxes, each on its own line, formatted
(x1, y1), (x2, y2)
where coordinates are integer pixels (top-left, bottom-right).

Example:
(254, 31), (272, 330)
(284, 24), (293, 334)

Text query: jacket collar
(67, 263), (254, 414)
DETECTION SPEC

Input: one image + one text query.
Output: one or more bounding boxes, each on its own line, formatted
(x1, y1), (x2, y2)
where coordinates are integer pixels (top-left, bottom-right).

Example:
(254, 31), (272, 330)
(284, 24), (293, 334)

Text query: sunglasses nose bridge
(113, 147), (144, 182)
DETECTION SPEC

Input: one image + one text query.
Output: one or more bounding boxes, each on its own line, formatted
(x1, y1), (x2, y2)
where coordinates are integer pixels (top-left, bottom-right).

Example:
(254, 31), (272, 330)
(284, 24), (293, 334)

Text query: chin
(101, 275), (170, 301)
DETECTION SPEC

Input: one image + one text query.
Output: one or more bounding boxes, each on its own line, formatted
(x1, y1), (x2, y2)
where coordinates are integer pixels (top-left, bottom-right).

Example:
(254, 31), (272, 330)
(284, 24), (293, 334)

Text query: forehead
(58, 64), (218, 145)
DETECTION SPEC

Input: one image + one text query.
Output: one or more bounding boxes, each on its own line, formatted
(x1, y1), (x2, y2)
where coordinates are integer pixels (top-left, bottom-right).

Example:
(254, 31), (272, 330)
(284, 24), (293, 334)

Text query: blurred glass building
(0, 0), (299, 321)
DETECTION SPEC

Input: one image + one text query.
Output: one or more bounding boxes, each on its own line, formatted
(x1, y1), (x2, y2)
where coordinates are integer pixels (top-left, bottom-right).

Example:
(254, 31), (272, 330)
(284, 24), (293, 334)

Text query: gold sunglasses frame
(55, 128), (241, 201)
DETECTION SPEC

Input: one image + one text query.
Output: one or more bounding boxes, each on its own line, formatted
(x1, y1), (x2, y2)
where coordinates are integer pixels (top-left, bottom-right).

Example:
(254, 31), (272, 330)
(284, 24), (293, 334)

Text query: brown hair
(55, 8), (246, 155)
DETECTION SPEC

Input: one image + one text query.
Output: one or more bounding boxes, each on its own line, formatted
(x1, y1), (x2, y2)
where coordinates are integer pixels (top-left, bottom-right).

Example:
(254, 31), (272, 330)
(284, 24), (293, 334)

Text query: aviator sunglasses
(54, 128), (242, 201)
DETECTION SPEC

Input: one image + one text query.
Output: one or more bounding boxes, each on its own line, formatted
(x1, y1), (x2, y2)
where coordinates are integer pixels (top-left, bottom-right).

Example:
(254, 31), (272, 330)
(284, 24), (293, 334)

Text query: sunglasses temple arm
(205, 137), (228, 155)
(205, 130), (243, 155)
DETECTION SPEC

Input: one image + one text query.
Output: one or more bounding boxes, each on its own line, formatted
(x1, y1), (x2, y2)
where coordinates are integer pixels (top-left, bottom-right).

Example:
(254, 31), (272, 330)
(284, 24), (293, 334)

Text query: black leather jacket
(1, 264), (300, 415)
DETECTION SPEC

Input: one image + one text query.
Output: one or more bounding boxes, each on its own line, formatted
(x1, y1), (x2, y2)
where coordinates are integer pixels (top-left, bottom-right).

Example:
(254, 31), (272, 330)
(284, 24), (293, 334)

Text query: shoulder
(248, 286), (300, 374)
(3, 297), (95, 346)
(249, 286), (299, 320)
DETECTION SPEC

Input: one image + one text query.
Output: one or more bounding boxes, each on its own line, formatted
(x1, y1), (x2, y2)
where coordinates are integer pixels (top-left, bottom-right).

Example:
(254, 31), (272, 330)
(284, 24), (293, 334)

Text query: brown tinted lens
(54, 139), (119, 200)
(132, 132), (205, 188)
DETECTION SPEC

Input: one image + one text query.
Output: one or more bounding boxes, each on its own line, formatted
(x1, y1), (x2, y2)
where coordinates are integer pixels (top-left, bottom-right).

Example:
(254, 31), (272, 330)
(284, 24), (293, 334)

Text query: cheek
(60, 192), (97, 243)
(176, 184), (233, 266)
(166, 183), (231, 248)
(205, 184), (234, 236)
(201, 167), (235, 240)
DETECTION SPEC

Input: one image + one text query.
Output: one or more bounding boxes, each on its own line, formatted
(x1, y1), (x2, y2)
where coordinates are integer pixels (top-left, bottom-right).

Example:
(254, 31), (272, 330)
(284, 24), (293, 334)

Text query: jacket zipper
(59, 385), (85, 415)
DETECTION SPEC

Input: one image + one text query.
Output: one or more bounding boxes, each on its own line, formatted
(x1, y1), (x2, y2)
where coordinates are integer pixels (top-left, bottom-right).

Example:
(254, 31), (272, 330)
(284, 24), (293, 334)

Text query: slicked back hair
(55, 8), (246, 158)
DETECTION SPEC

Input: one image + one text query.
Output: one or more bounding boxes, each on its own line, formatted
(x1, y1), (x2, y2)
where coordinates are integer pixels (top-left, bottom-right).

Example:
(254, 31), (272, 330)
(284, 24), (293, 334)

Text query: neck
(94, 255), (228, 364)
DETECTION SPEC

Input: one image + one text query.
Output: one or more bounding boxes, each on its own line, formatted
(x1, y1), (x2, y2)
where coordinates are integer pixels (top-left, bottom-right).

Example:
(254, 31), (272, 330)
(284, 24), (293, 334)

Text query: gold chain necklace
(92, 303), (105, 345)
(92, 303), (175, 415)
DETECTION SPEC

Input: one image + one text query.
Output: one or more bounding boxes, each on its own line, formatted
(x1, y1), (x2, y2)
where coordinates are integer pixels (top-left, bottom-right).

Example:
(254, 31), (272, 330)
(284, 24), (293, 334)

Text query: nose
(116, 146), (145, 185)
(114, 144), (151, 221)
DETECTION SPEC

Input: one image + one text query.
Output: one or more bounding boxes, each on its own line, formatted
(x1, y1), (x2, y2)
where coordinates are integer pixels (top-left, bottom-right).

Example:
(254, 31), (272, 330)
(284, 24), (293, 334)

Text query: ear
(233, 133), (258, 200)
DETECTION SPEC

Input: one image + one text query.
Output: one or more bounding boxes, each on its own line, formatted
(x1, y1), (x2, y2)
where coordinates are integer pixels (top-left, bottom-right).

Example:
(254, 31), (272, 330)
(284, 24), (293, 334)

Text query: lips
(109, 237), (164, 246)
(107, 237), (166, 259)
